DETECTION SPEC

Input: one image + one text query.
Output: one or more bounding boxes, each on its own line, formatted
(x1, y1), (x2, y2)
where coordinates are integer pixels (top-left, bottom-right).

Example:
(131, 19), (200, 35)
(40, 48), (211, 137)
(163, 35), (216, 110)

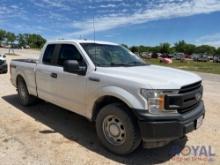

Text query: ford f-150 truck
(10, 40), (205, 155)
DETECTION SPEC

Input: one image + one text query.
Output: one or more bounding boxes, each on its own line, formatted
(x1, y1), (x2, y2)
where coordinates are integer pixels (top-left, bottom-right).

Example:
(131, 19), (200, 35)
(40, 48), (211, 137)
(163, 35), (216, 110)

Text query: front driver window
(57, 44), (86, 66)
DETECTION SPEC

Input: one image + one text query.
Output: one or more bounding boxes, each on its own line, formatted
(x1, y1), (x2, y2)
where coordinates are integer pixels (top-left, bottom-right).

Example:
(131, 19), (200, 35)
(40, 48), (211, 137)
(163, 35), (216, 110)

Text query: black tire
(17, 76), (38, 106)
(96, 103), (141, 155)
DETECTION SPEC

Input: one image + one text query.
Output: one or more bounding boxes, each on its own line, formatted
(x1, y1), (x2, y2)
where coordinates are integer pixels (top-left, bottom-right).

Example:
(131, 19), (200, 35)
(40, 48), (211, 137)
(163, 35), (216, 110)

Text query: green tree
(215, 47), (220, 56)
(23, 34), (46, 48)
(195, 45), (216, 55)
(174, 40), (187, 53)
(151, 46), (160, 53)
(174, 40), (196, 54)
(184, 44), (196, 55)
(169, 47), (176, 54)
(6, 32), (16, 44)
(159, 43), (171, 54)
(18, 33), (46, 49)
(17, 34), (27, 47)
(138, 45), (148, 53)
(130, 46), (139, 53)
(31, 34), (46, 48)
(0, 29), (6, 45)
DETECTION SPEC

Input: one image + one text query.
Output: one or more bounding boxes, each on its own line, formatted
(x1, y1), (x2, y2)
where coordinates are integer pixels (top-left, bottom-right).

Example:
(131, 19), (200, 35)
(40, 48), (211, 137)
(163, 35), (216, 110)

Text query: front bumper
(134, 101), (205, 142)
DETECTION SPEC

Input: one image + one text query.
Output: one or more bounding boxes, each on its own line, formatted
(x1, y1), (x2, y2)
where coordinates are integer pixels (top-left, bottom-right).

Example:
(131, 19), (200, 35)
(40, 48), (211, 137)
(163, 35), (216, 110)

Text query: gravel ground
(0, 48), (219, 165)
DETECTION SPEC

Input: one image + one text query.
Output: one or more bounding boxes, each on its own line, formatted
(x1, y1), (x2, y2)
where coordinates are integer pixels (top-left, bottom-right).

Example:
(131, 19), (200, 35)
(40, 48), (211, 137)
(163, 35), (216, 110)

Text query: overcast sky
(1, 0), (220, 46)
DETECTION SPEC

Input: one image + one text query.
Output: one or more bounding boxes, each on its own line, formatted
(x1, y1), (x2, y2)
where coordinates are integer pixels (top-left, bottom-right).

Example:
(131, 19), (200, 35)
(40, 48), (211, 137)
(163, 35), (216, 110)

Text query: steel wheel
(96, 103), (141, 155)
(18, 79), (28, 104)
(18, 81), (27, 100)
(17, 76), (38, 106)
(102, 115), (126, 145)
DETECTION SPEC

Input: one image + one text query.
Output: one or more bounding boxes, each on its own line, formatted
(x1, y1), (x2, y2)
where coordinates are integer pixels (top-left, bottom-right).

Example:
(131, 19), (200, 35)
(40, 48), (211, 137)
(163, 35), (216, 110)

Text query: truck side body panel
(10, 61), (38, 96)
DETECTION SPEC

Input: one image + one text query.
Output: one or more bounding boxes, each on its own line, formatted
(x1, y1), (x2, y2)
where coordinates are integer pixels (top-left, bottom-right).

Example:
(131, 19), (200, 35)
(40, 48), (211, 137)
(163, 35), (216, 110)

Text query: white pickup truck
(10, 40), (205, 155)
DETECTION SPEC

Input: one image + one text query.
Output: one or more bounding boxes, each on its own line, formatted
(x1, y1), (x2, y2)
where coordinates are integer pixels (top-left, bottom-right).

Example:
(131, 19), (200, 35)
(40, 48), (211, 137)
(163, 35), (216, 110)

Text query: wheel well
(92, 96), (133, 121)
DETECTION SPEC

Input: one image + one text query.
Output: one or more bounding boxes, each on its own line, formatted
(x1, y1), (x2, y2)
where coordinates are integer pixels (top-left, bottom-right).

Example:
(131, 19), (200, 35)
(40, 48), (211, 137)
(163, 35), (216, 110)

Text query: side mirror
(63, 60), (86, 75)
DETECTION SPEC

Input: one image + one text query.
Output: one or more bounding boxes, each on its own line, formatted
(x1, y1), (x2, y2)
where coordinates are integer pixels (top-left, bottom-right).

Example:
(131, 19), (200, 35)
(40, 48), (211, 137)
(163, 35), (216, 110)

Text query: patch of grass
(146, 59), (220, 74)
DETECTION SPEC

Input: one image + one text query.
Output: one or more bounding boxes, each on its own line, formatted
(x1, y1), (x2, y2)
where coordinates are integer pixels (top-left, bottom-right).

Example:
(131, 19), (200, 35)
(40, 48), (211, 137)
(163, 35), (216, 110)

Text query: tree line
(0, 29), (46, 49)
(1, 28), (220, 54)
(126, 40), (220, 56)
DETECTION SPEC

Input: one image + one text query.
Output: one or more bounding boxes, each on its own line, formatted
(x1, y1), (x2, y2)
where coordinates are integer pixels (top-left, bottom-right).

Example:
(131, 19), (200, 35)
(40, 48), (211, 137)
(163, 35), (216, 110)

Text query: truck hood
(97, 65), (202, 89)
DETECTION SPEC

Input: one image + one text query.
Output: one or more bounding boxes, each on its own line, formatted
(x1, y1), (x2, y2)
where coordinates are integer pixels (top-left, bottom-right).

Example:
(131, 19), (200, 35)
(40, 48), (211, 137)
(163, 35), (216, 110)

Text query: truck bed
(10, 58), (38, 97)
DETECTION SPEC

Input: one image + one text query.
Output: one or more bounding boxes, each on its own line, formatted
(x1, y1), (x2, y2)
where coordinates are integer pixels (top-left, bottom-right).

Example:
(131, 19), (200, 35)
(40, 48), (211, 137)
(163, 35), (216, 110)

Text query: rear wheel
(96, 103), (141, 155)
(17, 77), (38, 106)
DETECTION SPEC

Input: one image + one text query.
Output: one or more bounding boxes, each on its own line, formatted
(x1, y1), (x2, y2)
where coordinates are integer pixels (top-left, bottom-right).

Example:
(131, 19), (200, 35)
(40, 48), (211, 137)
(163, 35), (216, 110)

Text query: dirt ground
(0, 48), (219, 165)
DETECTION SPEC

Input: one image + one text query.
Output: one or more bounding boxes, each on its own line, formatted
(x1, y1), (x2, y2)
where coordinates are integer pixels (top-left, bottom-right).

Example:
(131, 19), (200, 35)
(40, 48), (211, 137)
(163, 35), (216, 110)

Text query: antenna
(92, 15), (96, 43)
(92, 5), (97, 71)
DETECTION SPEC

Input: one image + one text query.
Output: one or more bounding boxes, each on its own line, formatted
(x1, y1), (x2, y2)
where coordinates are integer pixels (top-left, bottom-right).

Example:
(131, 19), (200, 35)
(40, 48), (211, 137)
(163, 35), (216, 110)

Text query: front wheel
(96, 103), (141, 155)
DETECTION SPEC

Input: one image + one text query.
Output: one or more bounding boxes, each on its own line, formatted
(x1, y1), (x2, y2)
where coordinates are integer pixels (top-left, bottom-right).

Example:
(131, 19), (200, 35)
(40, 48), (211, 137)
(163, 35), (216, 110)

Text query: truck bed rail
(12, 59), (38, 64)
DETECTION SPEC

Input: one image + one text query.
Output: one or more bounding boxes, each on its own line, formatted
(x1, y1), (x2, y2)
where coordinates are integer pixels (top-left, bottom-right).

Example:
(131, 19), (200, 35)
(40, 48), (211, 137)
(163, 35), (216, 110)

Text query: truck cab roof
(46, 40), (119, 46)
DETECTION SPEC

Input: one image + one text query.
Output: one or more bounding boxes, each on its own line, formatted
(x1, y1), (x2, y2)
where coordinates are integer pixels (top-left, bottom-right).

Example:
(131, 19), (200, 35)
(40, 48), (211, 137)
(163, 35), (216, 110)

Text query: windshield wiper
(127, 61), (147, 66)
(110, 63), (131, 67)
(110, 61), (147, 67)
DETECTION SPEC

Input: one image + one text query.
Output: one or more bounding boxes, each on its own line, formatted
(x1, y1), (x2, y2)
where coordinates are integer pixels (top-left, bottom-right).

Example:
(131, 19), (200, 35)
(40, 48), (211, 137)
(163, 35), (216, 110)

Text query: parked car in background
(161, 53), (172, 58)
(184, 54), (191, 59)
(0, 54), (6, 59)
(141, 52), (152, 59)
(208, 56), (214, 61)
(192, 54), (199, 61)
(0, 55), (7, 74)
(213, 56), (220, 63)
(198, 54), (209, 62)
(193, 54), (209, 62)
(174, 53), (185, 60)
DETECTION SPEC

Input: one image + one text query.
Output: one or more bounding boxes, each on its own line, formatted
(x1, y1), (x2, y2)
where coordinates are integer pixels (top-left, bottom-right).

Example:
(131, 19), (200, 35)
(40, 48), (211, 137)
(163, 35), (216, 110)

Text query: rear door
(36, 44), (61, 103)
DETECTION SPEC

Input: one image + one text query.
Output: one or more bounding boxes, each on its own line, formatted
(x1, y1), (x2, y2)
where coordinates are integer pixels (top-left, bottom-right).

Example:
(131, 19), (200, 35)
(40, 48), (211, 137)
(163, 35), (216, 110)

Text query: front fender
(101, 86), (144, 108)
(86, 86), (145, 119)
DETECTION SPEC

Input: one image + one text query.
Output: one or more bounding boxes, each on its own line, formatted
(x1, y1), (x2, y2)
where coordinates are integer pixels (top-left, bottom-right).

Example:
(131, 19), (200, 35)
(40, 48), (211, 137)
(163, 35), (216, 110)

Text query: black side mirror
(63, 60), (86, 75)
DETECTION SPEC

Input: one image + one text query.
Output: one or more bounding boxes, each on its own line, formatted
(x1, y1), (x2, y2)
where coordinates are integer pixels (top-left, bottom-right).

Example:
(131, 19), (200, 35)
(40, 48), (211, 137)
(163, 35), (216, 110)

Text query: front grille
(178, 81), (202, 113)
(177, 102), (200, 114)
(179, 81), (202, 93)
(165, 81), (203, 114)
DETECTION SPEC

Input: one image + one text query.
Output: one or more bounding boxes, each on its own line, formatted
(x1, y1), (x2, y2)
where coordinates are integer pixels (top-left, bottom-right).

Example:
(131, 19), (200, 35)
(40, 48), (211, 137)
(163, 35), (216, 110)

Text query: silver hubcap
(102, 115), (126, 145)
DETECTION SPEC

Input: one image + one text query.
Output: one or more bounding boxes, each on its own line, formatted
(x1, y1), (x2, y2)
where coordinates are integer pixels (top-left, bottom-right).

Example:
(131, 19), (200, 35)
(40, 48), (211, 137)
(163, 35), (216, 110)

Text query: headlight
(140, 89), (178, 114)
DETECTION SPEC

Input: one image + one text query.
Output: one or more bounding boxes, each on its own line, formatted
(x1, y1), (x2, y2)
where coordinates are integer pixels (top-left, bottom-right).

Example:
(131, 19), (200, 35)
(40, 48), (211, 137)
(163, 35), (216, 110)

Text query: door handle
(50, 73), (57, 78)
(89, 77), (100, 82)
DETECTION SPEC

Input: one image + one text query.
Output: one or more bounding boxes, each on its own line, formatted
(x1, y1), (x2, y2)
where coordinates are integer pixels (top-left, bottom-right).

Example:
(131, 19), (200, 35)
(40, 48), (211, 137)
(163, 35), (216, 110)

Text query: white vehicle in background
(213, 56), (220, 63)
(10, 40), (205, 155)
(193, 54), (209, 62)
(0, 54), (7, 74)
(174, 53), (185, 60)
(0, 54), (6, 59)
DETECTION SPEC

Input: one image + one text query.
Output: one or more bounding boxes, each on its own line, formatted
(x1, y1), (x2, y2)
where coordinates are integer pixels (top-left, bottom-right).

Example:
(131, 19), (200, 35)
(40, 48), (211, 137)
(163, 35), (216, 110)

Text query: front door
(53, 44), (87, 116)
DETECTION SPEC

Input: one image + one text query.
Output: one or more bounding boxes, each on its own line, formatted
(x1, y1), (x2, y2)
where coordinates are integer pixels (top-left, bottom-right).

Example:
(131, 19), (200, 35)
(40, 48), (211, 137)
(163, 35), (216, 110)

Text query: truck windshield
(80, 43), (147, 67)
